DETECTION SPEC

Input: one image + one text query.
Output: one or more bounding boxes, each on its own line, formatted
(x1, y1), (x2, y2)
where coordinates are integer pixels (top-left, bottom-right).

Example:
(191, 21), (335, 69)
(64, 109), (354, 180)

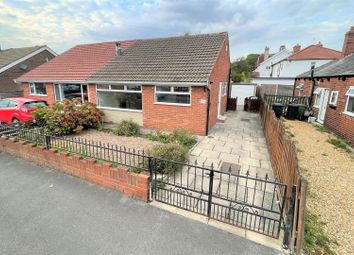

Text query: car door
(0, 99), (10, 122)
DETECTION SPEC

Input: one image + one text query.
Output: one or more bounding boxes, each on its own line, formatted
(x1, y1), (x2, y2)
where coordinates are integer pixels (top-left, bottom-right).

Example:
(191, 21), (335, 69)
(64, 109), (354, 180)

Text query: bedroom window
(344, 86), (354, 117)
(155, 86), (191, 105)
(29, 83), (47, 96)
(96, 84), (142, 110)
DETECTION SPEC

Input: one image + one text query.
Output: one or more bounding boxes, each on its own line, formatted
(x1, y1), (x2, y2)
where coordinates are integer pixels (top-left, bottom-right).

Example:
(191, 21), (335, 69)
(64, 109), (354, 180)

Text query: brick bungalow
(0, 45), (56, 98)
(294, 27), (354, 146)
(16, 32), (230, 135)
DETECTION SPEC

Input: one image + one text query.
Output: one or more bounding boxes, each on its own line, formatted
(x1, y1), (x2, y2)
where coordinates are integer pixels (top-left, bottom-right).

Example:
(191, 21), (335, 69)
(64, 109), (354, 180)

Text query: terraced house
(16, 32), (231, 135)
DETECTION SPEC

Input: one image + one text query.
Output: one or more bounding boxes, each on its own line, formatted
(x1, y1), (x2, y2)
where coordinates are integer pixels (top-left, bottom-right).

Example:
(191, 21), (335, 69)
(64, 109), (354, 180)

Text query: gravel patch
(72, 129), (160, 152)
(284, 120), (354, 255)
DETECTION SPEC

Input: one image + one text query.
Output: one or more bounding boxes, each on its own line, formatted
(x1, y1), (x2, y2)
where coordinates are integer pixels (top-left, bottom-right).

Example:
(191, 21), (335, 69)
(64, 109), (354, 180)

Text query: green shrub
(32, 98), (103, 135)
(170, 129), (197, 149)
(129, 167), (144, 174)
(147, 143), (188, 175)
(113, 120), (140, 136)
(304, 210), (337, 255)
(146, 129), (197, 149)
(326, 138), (351, 153)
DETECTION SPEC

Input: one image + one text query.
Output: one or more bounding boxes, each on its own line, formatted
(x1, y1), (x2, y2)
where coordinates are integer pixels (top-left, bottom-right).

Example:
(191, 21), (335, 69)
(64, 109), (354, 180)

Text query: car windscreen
(23, 101), (48, 109)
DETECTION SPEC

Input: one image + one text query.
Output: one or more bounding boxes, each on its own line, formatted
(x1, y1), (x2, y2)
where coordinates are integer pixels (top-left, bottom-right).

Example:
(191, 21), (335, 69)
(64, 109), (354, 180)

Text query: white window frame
(313, 88), (321, 108)
(95, 84), (142, 112)
(344, 86), (354, 117)
(29, 82), (47, 96)
(53, 83), (89, 103)
(154, 86), (192, 106)
(329, 91), (338, 106)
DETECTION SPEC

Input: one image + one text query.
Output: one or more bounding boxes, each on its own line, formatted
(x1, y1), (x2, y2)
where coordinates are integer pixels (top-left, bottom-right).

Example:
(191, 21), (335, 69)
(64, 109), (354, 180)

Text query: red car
(0, 97), (48, 124)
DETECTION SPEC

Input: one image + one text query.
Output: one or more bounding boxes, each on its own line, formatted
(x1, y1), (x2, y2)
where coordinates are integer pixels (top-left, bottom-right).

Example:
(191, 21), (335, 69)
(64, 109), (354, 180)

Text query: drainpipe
(204, 82), (211, 136)
(308, 65), (316, 109)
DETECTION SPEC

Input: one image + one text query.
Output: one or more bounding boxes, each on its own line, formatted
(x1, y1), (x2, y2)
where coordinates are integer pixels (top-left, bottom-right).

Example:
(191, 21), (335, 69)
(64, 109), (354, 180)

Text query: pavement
(190, 110), (274, 178)
(0, 152), (284, 255)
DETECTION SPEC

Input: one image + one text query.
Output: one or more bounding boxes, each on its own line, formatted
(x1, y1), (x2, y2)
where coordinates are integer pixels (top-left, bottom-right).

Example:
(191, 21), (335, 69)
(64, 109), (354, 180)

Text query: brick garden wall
(0, 137), (149, 202)
(295, 77), (354, 146)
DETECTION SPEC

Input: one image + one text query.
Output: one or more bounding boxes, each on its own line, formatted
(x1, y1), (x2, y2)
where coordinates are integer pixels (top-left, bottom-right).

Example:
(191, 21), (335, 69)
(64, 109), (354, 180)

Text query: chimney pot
(264, 46), (270, 60)
(342, 26), (354, 57)
(115, 42), (122, 57)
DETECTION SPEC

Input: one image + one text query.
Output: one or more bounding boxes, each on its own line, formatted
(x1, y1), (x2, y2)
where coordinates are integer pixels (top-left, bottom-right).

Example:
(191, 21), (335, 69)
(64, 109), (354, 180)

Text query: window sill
(97, 106), (142, 113)
(343, 111), (354, 117)
(29, 94), (48, 97)
(313, 105), (319, 109)
(154, 102), (191, 107)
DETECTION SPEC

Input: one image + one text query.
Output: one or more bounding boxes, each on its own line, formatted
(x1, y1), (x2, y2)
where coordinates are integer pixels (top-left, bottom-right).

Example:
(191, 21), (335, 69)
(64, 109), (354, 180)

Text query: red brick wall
(88, 83), (97, 104)
(295, 77), (354, 146)
(142, 85), (208, 135)
(207, 37), (231, 129)
(22, 82), (56, 105)
(0, 137), (149, 202)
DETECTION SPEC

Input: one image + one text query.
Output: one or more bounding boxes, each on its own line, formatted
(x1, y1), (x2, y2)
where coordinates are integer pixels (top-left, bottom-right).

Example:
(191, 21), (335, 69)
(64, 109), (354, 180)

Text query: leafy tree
(231, 53), (259, 82)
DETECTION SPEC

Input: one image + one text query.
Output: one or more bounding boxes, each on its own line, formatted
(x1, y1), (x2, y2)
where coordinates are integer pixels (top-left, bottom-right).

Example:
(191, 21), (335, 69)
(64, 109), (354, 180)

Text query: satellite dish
(19, 63), (28, 71)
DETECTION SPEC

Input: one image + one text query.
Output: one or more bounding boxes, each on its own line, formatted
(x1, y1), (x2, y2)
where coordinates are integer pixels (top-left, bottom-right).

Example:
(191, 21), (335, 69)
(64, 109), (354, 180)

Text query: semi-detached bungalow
(16, 32), (231, 136)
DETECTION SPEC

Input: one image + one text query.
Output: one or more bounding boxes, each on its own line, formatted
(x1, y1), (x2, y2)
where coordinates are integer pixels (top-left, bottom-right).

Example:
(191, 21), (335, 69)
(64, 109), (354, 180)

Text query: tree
(231, 53), (259, 83)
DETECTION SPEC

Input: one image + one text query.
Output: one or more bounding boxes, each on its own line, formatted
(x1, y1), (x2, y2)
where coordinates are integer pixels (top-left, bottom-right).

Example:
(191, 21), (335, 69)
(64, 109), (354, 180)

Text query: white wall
(273, 59), (332, 77)
(231, 84), (256, 105)
(101, 109), (143, 125)
(251, 77), (295, 86)
(254, 49), (292, 77)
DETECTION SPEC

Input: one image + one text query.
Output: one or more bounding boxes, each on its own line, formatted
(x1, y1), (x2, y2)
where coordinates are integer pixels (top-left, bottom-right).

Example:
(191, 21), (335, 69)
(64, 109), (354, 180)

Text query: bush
(113, 120), (140, 136)
(147, 143), (188, 175)
(170, 129), (197, 149)
(32, 98), (103, 135)
(146, 129), (197, 149)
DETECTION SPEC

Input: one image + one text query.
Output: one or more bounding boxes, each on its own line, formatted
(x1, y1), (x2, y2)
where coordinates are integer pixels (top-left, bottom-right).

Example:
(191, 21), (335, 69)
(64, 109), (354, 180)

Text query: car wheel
(12, 118), (19, 123)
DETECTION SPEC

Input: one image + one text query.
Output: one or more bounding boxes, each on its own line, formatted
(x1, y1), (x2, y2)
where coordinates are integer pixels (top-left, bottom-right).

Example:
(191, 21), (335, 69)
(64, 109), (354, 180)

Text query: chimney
(264, 46), (270, 60)
(293, 43), (301, 54)
(342, 26), (354, 57)
(279, 45), (286, 51)
(115, 42), (122, 57)
(317, 41), (323, 47)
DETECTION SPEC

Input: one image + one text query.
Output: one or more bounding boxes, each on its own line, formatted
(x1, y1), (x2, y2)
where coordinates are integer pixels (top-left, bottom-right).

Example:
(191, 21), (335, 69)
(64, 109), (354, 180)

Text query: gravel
(71, 129), (160, 152)
(284, 120), (354, 255)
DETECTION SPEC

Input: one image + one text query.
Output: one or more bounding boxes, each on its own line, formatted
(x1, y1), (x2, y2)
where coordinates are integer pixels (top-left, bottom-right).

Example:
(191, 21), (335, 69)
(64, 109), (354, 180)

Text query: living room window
(96, 84), (142, 111)
(29, 83), (47, 96)
(344, 86), (354, 117)
(155, 86), (191, 105)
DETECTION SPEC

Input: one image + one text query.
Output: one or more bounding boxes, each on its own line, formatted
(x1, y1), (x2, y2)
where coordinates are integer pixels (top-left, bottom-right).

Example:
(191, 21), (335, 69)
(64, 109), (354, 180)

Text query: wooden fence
(263, 94), (309, 116)
(259, 99), (307, 255)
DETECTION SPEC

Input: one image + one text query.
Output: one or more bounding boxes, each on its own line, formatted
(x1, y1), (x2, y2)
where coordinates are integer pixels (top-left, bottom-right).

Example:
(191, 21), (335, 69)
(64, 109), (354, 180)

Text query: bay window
(96, 84), (142, 110)
(155, 86), (191, 105)
(29, 83), (47, 96)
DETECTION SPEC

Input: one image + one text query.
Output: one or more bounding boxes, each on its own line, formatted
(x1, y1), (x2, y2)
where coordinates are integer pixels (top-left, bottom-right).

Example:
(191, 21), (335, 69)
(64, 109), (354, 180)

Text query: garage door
(231, 84), (256, 105)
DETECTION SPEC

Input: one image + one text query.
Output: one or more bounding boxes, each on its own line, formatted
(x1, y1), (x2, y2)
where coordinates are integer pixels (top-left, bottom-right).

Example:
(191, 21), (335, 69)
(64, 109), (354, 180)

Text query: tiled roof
(89, 32), (228, 84)
(17, 41), (135, 82)
(0, 46), (43, 69)
(297, 53), (354, 78)
(288, 44), (341, 60)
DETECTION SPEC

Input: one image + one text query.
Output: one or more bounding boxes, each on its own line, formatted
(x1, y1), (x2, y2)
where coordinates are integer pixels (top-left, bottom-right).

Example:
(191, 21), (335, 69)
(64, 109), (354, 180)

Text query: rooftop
(288, 43), (341, 60)
(0, 46), (47, 70)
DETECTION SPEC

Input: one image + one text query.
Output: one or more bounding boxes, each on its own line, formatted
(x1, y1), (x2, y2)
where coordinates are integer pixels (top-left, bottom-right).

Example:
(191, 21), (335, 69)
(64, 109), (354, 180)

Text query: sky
(0, 0), (353, 61)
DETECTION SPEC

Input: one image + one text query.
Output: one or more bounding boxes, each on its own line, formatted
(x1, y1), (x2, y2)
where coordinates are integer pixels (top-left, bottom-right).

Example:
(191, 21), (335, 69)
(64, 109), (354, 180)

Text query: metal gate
(150, 159), (287, 239)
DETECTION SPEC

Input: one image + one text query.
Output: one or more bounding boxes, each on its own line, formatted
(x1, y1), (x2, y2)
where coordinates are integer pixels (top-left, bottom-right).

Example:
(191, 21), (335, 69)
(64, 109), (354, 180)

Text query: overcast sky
(0, 0), (353, 61)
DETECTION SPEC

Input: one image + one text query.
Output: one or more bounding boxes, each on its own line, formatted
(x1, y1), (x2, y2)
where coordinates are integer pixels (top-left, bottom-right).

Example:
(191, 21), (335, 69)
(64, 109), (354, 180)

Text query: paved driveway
(0, 152), (284, 255)
(191, 110), (274, 178)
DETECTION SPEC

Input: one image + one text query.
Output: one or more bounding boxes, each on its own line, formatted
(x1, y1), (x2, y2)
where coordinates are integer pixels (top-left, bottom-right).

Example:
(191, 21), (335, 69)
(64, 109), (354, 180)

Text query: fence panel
(263, 94), (309, 116)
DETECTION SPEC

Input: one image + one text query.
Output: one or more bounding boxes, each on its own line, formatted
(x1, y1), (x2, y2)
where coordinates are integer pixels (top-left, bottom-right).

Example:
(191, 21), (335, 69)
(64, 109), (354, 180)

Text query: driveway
(0, 152), (284, 255)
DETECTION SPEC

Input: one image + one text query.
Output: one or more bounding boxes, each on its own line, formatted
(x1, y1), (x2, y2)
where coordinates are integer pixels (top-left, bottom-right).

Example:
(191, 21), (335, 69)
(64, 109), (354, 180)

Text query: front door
(318, 89), (329, 124)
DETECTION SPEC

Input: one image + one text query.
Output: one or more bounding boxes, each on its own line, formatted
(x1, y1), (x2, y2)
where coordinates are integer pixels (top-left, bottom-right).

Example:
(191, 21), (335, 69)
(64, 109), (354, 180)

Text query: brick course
(0, 137), (149, 202)
(295, 77), (354, 146)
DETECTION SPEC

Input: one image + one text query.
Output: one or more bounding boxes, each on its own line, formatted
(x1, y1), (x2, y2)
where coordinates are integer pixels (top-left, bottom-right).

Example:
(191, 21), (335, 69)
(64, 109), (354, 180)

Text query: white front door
(318, 89), (329, 124)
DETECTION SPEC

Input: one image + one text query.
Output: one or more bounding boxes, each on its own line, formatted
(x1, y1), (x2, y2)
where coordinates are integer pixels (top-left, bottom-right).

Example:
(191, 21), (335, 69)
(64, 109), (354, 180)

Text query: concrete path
(190, 110), (274, 178)
(0, 152), (284, 255)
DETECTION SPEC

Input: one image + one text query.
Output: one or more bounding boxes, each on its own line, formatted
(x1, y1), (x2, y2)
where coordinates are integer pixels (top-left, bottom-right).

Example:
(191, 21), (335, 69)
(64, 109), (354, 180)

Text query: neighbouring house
(16, 32), (231, 135)
(252, 42), (341, 96)
(294, 26), (354, 146)
(0, 45), (57, 99)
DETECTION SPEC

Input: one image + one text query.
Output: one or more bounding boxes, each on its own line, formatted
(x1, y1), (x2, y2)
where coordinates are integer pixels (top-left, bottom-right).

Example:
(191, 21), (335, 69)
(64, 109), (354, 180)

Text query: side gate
(150, 159), (288, 239)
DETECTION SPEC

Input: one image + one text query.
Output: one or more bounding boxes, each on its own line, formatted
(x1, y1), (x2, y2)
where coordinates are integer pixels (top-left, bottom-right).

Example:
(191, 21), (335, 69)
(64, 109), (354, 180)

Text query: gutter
(204, 81), (211, 136)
